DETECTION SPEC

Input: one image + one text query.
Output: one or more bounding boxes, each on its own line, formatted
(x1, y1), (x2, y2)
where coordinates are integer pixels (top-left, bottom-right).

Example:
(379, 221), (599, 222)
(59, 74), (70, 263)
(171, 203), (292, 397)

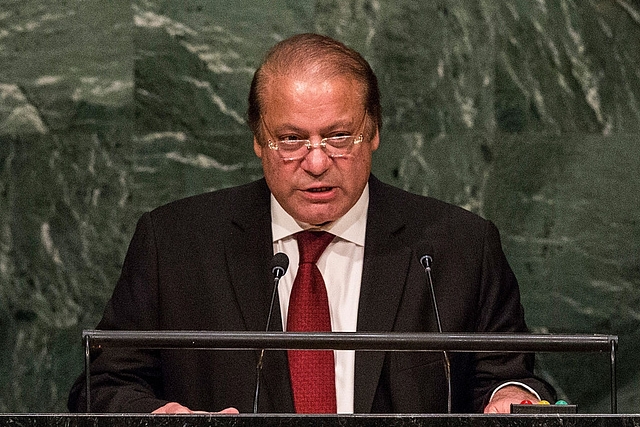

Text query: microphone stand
(421, 254), (452, 414)
(253, 254), (289, 413)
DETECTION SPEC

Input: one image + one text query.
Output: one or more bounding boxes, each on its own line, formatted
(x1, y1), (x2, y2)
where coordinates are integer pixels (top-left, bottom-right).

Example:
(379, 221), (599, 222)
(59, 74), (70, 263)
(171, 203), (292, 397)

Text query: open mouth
(307, 187), (333, 192)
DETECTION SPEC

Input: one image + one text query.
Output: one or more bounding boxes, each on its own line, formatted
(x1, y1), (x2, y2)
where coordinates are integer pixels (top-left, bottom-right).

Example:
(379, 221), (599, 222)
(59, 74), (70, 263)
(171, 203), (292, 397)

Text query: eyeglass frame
(260, 113), (368, 161)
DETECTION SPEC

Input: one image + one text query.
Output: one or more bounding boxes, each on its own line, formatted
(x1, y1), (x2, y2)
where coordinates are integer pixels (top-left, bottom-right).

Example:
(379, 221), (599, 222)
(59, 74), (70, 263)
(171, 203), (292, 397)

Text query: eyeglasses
(261, 114), (366, 161)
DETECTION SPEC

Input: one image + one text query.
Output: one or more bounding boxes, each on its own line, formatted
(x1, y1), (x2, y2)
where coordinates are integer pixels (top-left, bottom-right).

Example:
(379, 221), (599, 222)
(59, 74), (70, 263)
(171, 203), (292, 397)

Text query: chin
(303, 217), (335, 227)
(297, 212), (338, 227)
(291, 203), (347, 226)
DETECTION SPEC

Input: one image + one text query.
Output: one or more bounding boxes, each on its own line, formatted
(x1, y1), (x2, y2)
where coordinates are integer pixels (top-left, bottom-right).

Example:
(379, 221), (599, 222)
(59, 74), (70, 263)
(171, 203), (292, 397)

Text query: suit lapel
(224, 180), (275, 331)
(354, 176), (413, 413)
(223, 179), (294, 412)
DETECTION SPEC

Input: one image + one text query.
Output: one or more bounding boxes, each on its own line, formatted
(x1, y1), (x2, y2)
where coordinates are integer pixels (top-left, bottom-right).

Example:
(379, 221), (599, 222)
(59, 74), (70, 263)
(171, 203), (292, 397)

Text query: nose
(300, 138), (332, 176)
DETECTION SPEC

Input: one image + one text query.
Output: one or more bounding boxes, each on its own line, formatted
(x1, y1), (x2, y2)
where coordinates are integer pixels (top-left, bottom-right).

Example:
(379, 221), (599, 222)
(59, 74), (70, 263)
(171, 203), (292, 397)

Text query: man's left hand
(483, 385), (539, 413)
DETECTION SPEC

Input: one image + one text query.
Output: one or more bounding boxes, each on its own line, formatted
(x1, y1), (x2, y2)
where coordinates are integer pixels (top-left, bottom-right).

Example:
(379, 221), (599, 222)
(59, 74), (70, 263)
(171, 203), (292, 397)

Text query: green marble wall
(1, 0), (638, 414)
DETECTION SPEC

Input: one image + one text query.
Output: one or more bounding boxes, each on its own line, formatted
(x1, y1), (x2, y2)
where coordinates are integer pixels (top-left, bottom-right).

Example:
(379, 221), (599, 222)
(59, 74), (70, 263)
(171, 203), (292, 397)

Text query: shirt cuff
(489, 381), (542, 402)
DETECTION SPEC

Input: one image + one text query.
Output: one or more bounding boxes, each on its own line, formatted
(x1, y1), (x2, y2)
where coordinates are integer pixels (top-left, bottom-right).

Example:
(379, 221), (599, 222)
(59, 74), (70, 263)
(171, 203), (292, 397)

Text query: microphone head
(415, 242), (434, 271)
(419, 254), (433, 270)
(270, 252), (289, 279)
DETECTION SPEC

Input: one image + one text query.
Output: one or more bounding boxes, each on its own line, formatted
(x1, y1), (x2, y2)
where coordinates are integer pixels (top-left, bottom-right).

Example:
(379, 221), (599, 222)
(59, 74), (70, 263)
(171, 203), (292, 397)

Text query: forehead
(261, 74), (365, 126)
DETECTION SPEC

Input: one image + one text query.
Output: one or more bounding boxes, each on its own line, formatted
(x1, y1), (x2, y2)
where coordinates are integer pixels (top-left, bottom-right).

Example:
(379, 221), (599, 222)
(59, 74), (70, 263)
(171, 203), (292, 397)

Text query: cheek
(261, 157), (295, 192)
(261, 151), (280, 174)
(262, 160), (279, 188)
(349, 152), (372, 178)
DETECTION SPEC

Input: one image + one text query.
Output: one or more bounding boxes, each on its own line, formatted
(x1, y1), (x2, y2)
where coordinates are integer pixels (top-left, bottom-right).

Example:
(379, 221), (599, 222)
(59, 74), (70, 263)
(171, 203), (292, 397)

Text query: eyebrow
(272, 119), (359, 136)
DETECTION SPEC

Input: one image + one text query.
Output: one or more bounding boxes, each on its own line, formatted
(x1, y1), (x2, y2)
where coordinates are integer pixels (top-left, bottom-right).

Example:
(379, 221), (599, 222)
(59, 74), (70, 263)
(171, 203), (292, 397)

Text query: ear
(253, 136), (263, 158)
(369, 128), (380, 152)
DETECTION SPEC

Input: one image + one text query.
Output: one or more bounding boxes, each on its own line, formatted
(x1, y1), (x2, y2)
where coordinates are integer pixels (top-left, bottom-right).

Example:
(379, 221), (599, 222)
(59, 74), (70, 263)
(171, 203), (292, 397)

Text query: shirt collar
(271, 184), (369, 246)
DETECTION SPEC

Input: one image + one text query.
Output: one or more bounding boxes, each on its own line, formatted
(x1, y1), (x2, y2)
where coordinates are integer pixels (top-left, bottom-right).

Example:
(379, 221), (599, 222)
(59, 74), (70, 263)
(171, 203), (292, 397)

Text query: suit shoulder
(149, 179), (269, 219)
(371, 178), (489, 229)
(151, 180), (269, 215)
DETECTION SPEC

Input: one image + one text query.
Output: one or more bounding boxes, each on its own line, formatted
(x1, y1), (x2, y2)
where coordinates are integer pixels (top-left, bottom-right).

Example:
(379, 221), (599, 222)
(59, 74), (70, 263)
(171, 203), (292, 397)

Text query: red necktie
(287, 230), (337, 413)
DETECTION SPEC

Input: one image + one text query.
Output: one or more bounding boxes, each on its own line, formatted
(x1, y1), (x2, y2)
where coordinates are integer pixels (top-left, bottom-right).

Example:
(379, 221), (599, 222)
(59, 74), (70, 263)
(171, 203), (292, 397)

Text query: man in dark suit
(68, 33), (554, 414)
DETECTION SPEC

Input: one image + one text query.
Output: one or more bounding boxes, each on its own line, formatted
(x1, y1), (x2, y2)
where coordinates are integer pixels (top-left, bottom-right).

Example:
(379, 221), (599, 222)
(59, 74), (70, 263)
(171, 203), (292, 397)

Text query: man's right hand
(152, 402), (239, 414)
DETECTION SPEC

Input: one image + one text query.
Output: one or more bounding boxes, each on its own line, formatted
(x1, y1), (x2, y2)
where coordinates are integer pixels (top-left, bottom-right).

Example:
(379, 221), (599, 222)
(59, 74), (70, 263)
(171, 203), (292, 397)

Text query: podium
(82, 330), (619, 413)
(1, 414), (640, 426)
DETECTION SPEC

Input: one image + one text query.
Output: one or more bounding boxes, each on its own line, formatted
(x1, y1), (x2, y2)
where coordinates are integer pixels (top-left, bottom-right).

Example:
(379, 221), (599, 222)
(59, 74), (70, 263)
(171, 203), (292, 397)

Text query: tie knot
(296, 230), (334, 264)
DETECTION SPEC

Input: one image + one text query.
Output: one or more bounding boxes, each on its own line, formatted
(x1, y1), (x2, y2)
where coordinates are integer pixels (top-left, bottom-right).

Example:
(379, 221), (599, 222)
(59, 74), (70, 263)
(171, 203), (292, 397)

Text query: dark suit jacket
(68, 175), (553, 413)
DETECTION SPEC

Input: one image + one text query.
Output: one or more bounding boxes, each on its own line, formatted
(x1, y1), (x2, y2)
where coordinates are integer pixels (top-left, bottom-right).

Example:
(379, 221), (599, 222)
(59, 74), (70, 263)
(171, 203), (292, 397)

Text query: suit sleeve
(470, 220), (555, 410)
(67, 212), (170, 413)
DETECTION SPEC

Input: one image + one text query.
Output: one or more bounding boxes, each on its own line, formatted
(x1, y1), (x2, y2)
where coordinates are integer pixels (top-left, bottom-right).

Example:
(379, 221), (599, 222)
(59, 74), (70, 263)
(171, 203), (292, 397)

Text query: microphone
(253, 252), (289, 413)
(418, 249), (452, 413)
(271, 252), (289, 279)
